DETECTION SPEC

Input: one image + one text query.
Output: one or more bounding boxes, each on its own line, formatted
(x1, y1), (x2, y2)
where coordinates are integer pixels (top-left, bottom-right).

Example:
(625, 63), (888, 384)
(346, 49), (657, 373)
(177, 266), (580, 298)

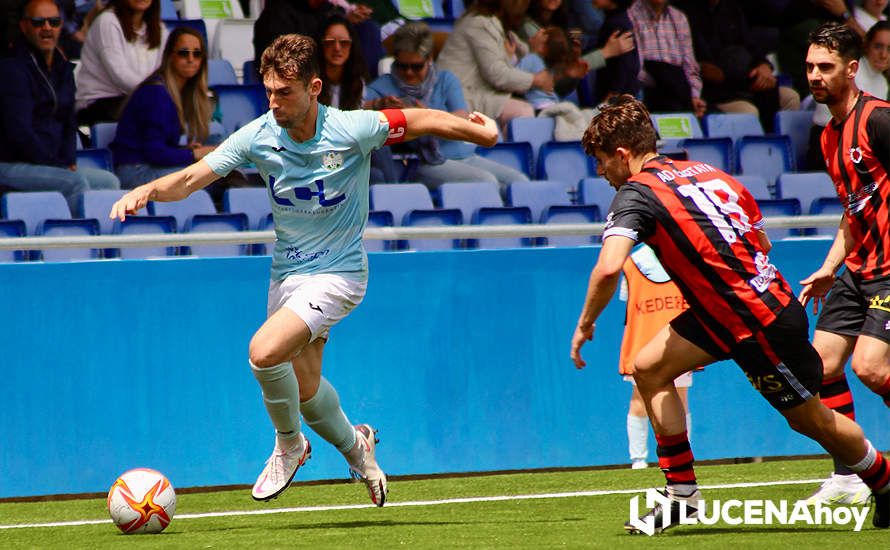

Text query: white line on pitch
(0, 478), (825, 530)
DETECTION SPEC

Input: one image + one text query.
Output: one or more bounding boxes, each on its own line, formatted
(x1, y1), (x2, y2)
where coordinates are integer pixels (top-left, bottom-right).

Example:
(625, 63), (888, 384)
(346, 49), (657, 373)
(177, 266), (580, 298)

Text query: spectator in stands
(678, 0), (801, 133)
(364, 22), (529, 191)
(437, 0), (553, 128)
(854, 0), (888, 32)
(628, 0), (706, 116)
(807, 20), (890, 169)
(517, 0), (635, 82)
(317, 15), (367, 110)
(0, 0), (119, 212)
(593, 0), (640, 102)
(111, 27), (216, 190)
(567, 0), (605, 51)
(76, 0), (166, 127)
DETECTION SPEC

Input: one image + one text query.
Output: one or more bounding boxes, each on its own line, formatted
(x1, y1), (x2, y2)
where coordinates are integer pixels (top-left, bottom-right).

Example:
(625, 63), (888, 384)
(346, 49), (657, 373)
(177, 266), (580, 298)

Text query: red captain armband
(381, 109), (407, 145)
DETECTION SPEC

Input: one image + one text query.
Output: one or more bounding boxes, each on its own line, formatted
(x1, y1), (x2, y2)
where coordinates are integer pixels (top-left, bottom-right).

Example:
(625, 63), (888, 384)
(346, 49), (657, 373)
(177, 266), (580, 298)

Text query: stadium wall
(1, 241), (887, 498)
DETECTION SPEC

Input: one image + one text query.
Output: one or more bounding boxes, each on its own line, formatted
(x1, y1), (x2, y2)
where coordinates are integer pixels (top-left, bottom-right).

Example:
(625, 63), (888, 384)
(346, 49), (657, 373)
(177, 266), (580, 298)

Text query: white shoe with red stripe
(348, 424), (388, 507)
(251, 433), (311, 501)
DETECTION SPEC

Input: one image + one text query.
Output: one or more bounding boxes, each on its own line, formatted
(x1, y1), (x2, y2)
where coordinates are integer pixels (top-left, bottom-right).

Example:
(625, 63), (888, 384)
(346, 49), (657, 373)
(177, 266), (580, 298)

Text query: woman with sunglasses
(110, 26), (216, 189)
(365, 21), (529, 190)
(76, 0), (167, 127)
(316, 15), (368, 110)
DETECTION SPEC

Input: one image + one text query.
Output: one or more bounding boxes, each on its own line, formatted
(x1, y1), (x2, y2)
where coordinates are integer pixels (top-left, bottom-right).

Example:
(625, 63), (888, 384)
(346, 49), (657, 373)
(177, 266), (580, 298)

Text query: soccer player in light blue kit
(110, 34), (498, 506)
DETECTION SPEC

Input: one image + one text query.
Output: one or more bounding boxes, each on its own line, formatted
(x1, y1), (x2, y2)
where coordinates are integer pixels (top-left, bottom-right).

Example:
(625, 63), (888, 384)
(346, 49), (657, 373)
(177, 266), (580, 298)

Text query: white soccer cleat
(804, 473), (871, 505)
(252, 433), (311, 501)
(348, 424), (388, 507)
(631, 460), (648, 470)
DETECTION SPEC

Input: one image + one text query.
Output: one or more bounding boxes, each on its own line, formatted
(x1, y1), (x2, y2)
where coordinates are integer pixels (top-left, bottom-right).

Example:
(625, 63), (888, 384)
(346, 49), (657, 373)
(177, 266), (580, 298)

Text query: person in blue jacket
(0, 0), (119, 213)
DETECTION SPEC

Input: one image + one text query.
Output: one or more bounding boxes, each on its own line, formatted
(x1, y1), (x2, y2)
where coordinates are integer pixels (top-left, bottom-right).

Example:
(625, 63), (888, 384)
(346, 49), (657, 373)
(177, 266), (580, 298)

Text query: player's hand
(468, 111), (498, 147)
(570, 322), (595, 369)
(109, 186), (155, 222)
(799, 267), (836, 314)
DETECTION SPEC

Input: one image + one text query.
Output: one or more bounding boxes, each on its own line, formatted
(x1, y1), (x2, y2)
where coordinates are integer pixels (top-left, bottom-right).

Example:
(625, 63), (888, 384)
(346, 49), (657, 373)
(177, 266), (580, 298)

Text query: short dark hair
(866, 20), (890, 47)
(260, 34), (320, 84)
(809, 22), (862, 62)
(582, 95), (657, 156)
(19, 0), (62, 19)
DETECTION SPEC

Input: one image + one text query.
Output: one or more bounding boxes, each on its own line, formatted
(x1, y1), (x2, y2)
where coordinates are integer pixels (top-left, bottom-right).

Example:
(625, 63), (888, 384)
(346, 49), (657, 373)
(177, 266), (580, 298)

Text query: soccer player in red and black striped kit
(801, 22), (890, 506)
(570, 95), (890, 534)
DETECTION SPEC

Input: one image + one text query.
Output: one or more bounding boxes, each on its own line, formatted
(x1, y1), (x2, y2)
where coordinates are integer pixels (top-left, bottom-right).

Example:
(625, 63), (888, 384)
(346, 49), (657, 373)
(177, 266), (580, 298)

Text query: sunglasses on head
(175, 48), (203, 59)
(322, 38), (352, 48)
(27, 17), (62, 28)
(393, 61), (426, 72)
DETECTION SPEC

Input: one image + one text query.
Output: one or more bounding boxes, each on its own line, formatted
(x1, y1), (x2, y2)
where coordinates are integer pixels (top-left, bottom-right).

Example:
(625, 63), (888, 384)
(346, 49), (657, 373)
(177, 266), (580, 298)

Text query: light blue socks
(301, 377), (357, 453)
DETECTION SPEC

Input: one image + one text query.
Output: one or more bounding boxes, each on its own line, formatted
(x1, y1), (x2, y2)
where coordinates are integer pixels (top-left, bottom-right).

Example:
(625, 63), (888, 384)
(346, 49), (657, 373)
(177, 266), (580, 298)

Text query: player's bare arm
(382, 108), (498, 148)
(799, 215), (854, 312)
(109, 160), (220, 221)
(571, 235), (636, 369)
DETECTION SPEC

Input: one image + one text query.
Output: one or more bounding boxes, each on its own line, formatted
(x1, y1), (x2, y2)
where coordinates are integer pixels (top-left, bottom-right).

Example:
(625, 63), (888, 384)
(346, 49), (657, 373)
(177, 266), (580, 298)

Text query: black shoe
(874, 491), (889, 529)
(624, 489), (700, 535)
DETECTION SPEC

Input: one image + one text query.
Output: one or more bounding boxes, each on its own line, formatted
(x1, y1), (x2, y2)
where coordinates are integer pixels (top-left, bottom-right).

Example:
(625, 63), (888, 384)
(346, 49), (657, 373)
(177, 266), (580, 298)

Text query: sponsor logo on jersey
(322, 151), (344, 171)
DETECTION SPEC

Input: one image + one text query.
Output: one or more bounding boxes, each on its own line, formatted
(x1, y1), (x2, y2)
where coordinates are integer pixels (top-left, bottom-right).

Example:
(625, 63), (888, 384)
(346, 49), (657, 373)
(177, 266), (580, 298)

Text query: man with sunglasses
(0, 0), (119, 212)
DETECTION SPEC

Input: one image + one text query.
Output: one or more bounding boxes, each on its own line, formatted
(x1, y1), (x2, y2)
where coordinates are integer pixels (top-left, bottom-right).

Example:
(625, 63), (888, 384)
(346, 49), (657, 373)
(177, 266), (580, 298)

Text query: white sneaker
(251, 433), (311, 501)
(804, 473), (870, 505)
(348, 424), (388, 507)
(631, 460), (648, 470)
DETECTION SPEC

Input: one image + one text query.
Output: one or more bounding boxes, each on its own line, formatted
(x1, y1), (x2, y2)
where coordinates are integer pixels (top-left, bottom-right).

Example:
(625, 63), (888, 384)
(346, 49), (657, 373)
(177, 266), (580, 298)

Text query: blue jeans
(116, 164), (181, 190)
(0, 162), (120, 213)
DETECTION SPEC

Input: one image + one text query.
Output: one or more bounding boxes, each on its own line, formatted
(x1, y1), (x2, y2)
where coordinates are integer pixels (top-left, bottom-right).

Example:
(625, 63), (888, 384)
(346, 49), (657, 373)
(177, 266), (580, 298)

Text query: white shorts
(267, 273), (367, 343)
(624, 370), (694, 388)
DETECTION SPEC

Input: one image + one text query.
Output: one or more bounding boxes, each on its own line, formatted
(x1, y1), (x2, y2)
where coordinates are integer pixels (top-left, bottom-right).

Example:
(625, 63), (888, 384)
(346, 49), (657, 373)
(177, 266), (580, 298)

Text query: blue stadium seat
(758, 198), (802, 240)
(475, 142), (533, 178)
(159, 0), (177, 20)
(223, 187), (271, 229)
(39, 219), (101, 261)
(541, 204), (600, 247)
(577, 177), (614, 210)
(0, 219), (27, 262)
(365, 210), (394, 252)
(445, 0), (465, 17)
(162, 19), (208, 44)
(369, 183), (435, 225)
(243, 60), (259, 84)
(212, 84), (267, 136)
(473, 206), (533, 249)
(90, 122), (117, 148)
(402, 208), (463, 251)
(507, 179), (575, 222)
(734, 175), (772, 201)
(439, 181), (503, 223)
(78, 189), (127, 234)
(149, 189), (217, 231)
(1, 191), (72, 233)
(208, 59), (238, 86)
(736, 136), (794, 186)
(183, 212), (249, 257)
(810, 197), (843, 236)
(681, 137), (733, 173)
(774, 110), (814, 171)
(536, 141), (594, 182)
(650, 112), (704, 144)
(776, 172), (835, 213)
(112, 216), (178, 259)
(422, 17), (455, 32)
(507, 117), (555, 170)
(704, 112), (764, 140)
(75, 148), (113, 172)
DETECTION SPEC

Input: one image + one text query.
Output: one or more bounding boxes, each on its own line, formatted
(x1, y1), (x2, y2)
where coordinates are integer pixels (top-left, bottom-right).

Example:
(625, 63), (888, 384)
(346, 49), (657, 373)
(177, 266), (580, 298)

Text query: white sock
(627, 414), (648, 463)
(686, 413), (692, 442)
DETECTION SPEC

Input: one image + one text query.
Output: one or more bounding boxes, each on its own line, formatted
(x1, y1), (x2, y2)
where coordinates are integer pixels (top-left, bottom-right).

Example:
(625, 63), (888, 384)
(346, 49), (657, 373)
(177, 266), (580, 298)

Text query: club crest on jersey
(322, 151), (343, 171)
(849, 147), (863, 164)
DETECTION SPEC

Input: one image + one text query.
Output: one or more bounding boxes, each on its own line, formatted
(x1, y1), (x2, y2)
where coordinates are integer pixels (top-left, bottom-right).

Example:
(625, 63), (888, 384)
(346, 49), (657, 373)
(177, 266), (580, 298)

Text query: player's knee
(785, 403), (833, 439)
(850, 355), (889, 389)
(248, 340), (287, 369)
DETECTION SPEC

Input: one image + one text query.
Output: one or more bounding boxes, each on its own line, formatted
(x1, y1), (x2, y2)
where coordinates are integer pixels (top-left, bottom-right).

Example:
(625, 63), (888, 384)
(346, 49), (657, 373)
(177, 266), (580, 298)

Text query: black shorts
(671, 301), (823, 410)
(816, 269), (890, 343)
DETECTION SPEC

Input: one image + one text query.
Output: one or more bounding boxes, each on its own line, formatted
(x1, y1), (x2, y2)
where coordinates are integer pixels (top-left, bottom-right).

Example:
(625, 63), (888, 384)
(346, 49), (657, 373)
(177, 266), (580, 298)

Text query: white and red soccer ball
(107, 468), (176, 534)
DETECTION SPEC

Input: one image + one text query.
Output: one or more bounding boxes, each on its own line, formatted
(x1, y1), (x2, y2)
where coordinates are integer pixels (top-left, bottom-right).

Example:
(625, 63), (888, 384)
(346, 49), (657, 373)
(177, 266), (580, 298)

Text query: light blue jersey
(204, 105), (390, 281)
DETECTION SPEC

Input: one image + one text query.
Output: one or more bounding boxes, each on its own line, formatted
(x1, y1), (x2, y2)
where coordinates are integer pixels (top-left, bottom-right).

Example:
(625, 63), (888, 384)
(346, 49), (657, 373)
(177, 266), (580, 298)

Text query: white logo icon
(849, 147), (863, 164)
(322, 151), (343, 171)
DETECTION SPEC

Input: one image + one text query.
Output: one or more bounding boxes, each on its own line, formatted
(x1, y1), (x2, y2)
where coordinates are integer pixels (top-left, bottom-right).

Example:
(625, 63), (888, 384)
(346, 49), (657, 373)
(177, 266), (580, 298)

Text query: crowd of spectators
(1, 0), (889, 212)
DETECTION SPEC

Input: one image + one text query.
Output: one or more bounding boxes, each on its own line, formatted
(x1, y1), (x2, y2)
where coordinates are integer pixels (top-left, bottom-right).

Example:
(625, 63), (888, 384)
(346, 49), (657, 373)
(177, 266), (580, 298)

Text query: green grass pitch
(1, 458), (885, 548)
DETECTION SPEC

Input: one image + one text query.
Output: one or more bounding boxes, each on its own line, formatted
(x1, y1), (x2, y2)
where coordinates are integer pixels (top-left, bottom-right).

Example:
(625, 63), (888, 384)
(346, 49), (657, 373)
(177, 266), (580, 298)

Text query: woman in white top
(854, 0), (888, 33)
(807, 20), (890, 169)
(76, 0), (167, 126)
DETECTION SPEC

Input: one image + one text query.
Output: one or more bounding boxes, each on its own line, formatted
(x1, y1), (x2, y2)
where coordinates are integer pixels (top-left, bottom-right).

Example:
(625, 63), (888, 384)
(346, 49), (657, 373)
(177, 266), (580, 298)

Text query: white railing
(0, 215), (841, 251)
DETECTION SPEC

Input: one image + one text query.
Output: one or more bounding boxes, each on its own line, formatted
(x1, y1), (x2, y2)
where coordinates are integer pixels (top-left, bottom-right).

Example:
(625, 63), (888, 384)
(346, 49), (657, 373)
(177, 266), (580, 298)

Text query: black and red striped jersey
(821, 92), (890, 280)
(603, 156), (795, 352)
